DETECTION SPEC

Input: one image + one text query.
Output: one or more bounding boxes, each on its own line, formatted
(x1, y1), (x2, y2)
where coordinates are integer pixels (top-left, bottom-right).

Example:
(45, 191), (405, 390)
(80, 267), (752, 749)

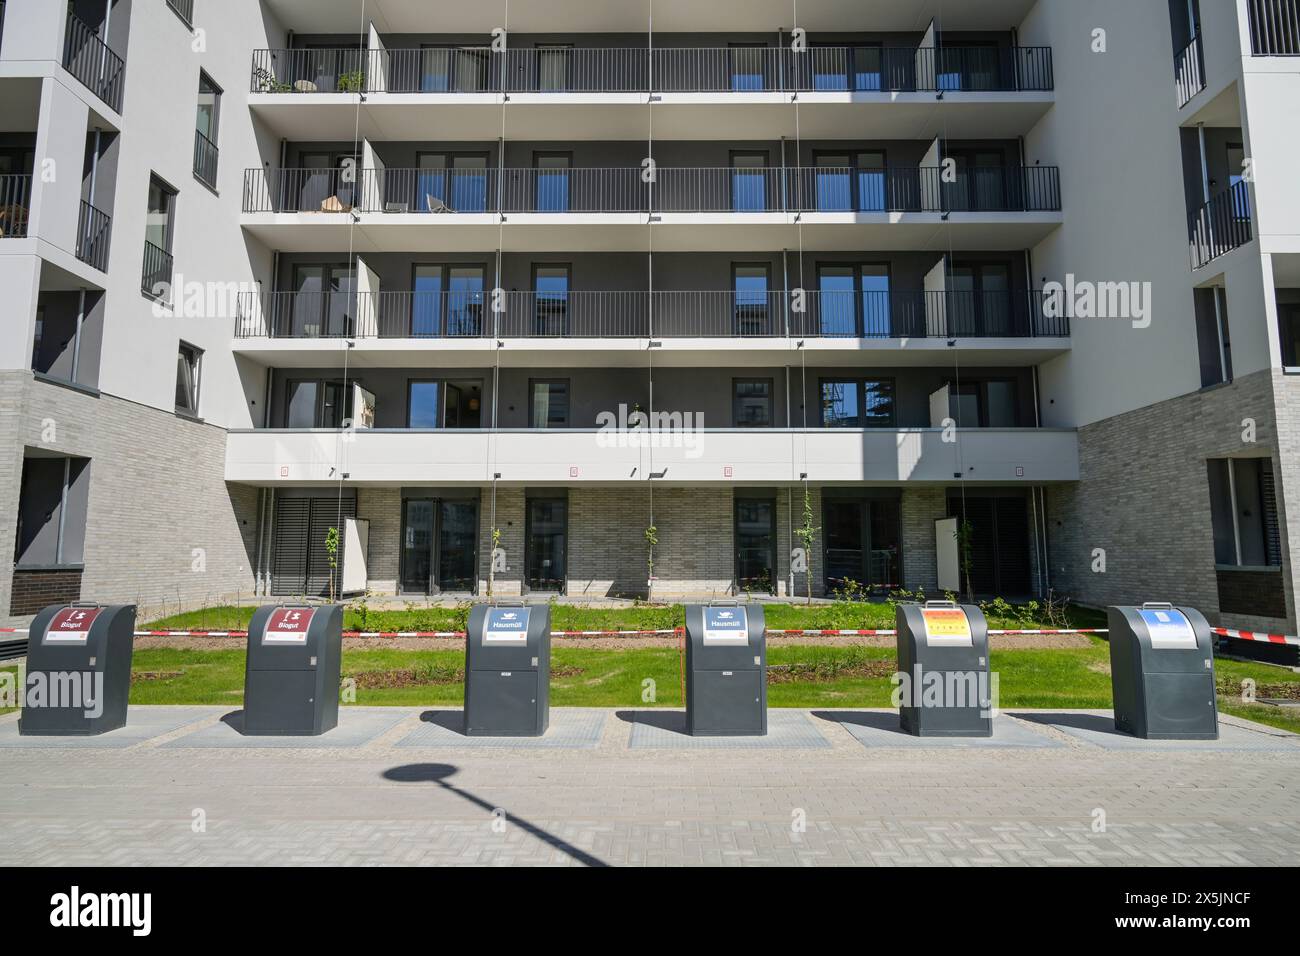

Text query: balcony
(0, 173), (31, 238)
(225, 426), (1079, 487)
(1247, 0), (1300, 55)
(142, 240), (173, 296)
(193, 129), (219, 189)
(251, 45), (1054, 96)
(76, 199), (111, 271)
(1174, 33), (1205, 108)
(62, 13), (125, 114)
(166, 0), (195, 28)
(1191, 181), (1253, 269)
(235, 289), (1064, 343)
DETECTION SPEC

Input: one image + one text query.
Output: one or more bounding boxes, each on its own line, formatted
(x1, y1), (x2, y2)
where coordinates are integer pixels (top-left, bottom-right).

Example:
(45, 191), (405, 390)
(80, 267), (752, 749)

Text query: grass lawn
(142, 600), (1108, 634)
(62, 640), (1300, 733)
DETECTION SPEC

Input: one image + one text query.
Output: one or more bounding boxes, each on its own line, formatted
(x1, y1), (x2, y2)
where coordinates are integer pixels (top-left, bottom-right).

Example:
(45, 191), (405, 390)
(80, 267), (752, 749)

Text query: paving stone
(625, 710), (831, 749)
(0, 705), (222, 749)
(1014, 710), (1300, 752)
(396, 709), (606, 749)
(162, 706), (413, 749)
(820, 710), (1065, 749)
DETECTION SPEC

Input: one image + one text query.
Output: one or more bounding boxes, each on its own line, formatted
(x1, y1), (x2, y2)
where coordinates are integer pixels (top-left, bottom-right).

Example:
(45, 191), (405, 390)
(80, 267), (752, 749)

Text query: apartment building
(0, 1), (1295, 634)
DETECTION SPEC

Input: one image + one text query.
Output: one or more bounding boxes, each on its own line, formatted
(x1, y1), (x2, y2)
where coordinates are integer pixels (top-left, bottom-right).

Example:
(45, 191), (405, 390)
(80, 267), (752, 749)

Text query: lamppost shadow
(383, 763), (608, 868)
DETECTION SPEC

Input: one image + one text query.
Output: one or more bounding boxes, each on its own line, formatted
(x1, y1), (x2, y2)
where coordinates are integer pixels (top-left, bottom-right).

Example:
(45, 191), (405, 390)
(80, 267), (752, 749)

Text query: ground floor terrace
(255, 483), (1050, 602)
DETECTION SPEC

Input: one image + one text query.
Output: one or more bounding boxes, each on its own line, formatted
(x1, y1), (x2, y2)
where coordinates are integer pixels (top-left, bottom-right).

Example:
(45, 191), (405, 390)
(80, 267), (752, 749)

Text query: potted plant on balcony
(338, 70), (366, 93)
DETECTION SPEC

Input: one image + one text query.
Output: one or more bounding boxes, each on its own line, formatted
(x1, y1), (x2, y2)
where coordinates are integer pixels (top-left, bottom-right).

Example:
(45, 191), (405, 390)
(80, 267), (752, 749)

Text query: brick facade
(0, 372), (259, 625)
(1046, 368), (1290, 632)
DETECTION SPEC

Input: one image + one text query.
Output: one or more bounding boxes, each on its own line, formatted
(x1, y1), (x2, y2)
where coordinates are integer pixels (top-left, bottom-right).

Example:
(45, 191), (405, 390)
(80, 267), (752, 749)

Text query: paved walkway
(1, 707), (1298, 866)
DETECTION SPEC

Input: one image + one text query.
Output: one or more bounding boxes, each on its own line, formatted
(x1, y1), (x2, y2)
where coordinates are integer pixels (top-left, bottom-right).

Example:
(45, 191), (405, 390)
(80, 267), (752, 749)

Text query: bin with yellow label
(895, 601), (992, 737)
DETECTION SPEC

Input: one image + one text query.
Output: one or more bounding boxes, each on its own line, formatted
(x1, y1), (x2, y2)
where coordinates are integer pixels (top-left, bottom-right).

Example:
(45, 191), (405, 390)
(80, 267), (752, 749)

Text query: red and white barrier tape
(1213, 627), (1300, 648)
(3, 626), (1107, 639)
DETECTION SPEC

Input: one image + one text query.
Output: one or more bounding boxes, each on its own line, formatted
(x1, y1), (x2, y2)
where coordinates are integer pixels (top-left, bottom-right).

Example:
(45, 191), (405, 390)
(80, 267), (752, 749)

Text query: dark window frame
(817, 376), (898, 428)
(528, 377), (571, 428)
(175, 340), (202, 416)
(733, 495), (777, 594)
(731, 376), (775, 428)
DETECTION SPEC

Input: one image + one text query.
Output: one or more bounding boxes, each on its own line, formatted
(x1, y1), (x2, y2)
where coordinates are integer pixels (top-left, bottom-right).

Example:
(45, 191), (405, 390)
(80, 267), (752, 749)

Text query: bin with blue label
(684, 603), (766, 736)
(1108, 603), (1217, 739)
(464, 603), (551, 736)
(19, 603), (136, 736)
(243, 604), (343, 735)
(895, 601), (993, 737)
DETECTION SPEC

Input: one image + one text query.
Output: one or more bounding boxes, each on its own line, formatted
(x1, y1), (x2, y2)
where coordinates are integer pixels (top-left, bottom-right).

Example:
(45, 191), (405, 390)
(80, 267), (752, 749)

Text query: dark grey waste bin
(464, 603), (551, 736)
(243, 604), (343, 736)
(895, 601), (992, 737)
(684, 603), (766, 736)
(20, 603), (135, 736)
(1108, 603), (1217, 739)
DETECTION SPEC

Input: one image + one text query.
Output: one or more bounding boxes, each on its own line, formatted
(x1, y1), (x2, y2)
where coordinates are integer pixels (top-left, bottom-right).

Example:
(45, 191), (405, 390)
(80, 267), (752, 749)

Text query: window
(1208, 458), (1282, 567)
(525, 497), (567, 591)
(946, 379), (1019, 428)
(948, 261), (1013, 335)
(30, 290), (104, 388)
(732, 378), (773, 427)
(285, 379), (349, 428)
(406, 378), (483, 428)
(533, 264), (570, 335)
(287, 264), (356, 337)
(822, 495), (901, 593)
(734, 497), (776, 593)
(730, 152), (769, 211)
(819, 378), (896, 427)
(817, 263), (891, 336)
(411, 263), (486, 336)
(415, 152), (489, 212)
(728, 44), (768, 90)
(175, 342), (202, 415)
(732, 263), (772, 334)
(530, 379), (570, 428)
(534, 153), (572, 211)
(1194, 286), (1233, 386)
(193, 72), (221, 187)
(1280, 299), (1300, 367)
(416, 46), (490, 93)
(167, 0), (195, 27)
(813, 151), (886, 211)
(15, 455), (90, 568)
(536, 45), (573, 92)
(143, 174), (177, 295)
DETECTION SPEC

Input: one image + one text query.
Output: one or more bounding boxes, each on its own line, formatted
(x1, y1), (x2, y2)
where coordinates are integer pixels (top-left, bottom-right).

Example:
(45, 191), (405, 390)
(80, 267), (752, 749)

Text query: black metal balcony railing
(1174, 33), (1206, 107)
(63, 13), (125, 113)
(167, 0), (195, 27)
(193, 129), (219, 188)
(76, 199), (111, 271)
(1247, 0), (1300, 55)
(250, 45), (1055, 94)
(243, 165), (1062, 215)
(0, 2), (7, 52)
(142, 240), (173, 296)
(235, 289), (1064, 341)
(0, 173), (31, 238)
(1191, 180), (1254, 269)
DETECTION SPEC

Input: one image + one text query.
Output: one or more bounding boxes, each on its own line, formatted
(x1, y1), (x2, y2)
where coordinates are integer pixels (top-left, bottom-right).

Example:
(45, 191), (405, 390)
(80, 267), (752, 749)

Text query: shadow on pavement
(383, 762), (608, 868)
(613, 710), (688, 735)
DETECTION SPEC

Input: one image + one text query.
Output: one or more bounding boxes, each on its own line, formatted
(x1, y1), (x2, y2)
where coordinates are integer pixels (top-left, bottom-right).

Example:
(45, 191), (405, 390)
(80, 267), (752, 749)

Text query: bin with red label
(242, 604), (343, 735)
(19, 603), (136, 736)
(895, 601), (992, 737)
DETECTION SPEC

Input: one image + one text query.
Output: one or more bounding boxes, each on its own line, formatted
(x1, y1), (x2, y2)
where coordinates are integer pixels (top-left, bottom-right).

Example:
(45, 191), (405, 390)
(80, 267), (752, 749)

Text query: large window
(530, 379), (570, 428)
(732, 378), (773, 427)
(817, 263), (891, 336)
(822, 495), (901, 593)
(406, 378), (483, 428)
(285, 378), (349, 428)
(812, 151), (886, 211)
(1208, 458), (1282, 567)
(175, 342), (202, 415)
(819, 378), (896, 427)
(730, 152), (769, 211)
(143, 174), (177, 295)
(415, 152), (489, 211)
(289, 263), (356, 337)
(534, 153), (572, 211)
(411, 263), (485, 336)
(948, 260), (1013, 335)
(526, 497), (567, 591)
(15, 455), (90, 568)
(533, 264), (570, 335)
(732, 263), (772, 334)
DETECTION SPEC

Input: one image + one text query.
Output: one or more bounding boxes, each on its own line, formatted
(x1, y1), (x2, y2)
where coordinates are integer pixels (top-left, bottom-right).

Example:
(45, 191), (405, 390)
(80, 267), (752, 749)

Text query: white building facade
(0, 1), (1294, 632)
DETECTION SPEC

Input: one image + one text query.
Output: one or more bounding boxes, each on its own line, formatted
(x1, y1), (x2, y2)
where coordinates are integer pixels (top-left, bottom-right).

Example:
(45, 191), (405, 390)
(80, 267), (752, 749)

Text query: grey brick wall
(1046, 368), (1289, 632)
(902, 488), (947, 594)
(356, 488), (400, 593)
(0, 372), (259, 625)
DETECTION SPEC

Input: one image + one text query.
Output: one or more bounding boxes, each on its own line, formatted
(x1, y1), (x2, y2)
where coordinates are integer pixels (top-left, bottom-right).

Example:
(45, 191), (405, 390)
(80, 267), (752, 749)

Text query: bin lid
(920, 606), (973, 647)
(483, 607), (531, 644)
(702, 606), (749, 645)
(263, 607), (316, 644)
(44, 606), (102, 644)
(1138, 606), (1197, 649)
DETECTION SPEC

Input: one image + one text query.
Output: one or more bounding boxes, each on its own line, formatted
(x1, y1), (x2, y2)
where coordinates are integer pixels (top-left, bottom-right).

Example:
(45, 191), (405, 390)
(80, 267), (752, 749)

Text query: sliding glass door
(400, 498), (479, 594)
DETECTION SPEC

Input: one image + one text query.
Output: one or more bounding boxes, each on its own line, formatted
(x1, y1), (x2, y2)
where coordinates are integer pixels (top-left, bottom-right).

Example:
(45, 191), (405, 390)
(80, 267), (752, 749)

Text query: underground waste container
(19, 603), (136, 736)
(242, 604), (343, 735)
(1108, 603), (1218, 739)
(464, 603), (551, 736)
(683, 603), (767, 736)
(895, 601), (992, 737)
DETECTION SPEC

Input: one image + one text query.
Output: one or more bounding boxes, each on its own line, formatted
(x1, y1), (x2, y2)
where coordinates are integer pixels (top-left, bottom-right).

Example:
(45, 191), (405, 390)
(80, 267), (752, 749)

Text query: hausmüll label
(484, 607), (531, 643)
(702, 607), (749, 645)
